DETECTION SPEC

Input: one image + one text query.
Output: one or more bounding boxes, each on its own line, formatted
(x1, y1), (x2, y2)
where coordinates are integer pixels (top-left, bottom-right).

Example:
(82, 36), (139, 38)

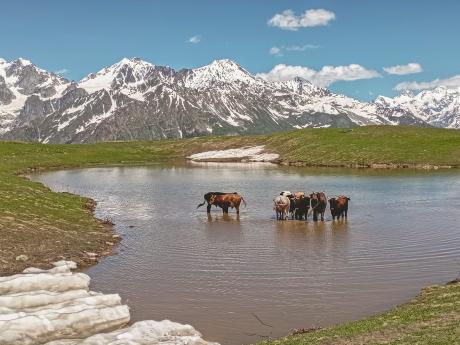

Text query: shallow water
(31, 163), (460, 345)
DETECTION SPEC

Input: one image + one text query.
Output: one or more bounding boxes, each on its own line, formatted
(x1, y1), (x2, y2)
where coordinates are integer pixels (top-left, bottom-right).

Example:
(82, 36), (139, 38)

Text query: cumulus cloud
(257, 64), (381, 87)
(54, 68), (69, 75)
(188, 35), (201, 44)
(383, 63), (423, 75)
(394, 74), (460, 91)
(268, 9), (336, 31)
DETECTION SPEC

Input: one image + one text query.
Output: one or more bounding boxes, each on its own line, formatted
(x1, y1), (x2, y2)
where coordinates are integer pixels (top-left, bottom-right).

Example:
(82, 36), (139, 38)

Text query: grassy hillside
(263, 126), (460, 166)
(1, 126), (460, 274)
(257, 282), (460, 345)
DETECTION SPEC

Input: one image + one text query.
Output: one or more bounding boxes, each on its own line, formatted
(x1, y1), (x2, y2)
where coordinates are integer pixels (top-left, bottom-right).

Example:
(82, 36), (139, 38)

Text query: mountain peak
(209, 58), (239, 67)
(79, 57), (157, 93)
(207, 59), (248, 73)
(116, 57), (153, 66)
(107, 57), (155, 73)
(184, 59), (255, 88)
(14, 58), (32, 66)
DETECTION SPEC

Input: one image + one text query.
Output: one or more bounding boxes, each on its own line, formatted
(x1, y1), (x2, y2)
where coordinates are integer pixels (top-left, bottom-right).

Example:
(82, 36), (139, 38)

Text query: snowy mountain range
(0, 57), (459, 143)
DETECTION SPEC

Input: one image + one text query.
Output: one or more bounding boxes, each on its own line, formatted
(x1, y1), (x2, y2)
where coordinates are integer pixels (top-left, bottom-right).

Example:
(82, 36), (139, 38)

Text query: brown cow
(329, 196), (350, 220)
(309, 192), (327, 221)
(197, 192), (246, 214)
(293, 192), (310, 220)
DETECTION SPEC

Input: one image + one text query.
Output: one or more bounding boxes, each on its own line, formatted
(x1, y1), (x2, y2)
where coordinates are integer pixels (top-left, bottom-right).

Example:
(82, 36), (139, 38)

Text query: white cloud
(383, 63), (423, 75)
(269, 44), (319, 56)
(285, 44), (320, 51)
(394, 74), (460, 91)
(257, 64), (381, 87)
(188, 35), (201, 44)
(54, 68), (69, 75)
(268, 9), (336, 31)
(269, 47), (282, 56)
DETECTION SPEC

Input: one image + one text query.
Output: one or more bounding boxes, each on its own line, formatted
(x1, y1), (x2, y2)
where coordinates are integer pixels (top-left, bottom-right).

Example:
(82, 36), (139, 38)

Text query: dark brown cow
(293, 193), (310, 220)
(329, 196), (350, 220)
(309, 192), (327, 221)
(197, 192), (246, 214)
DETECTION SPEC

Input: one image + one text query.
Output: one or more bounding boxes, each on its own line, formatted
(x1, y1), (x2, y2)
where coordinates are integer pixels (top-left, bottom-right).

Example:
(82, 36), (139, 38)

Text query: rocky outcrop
(0, 261), (217, 345)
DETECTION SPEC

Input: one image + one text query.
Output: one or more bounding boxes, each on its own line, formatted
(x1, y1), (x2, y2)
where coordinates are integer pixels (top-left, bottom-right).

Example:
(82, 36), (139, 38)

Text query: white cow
(274, 195), (290, 220)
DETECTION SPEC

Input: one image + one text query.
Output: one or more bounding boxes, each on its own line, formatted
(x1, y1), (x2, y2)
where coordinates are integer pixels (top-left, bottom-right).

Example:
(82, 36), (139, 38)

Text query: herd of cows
(197, 191), (350, 222)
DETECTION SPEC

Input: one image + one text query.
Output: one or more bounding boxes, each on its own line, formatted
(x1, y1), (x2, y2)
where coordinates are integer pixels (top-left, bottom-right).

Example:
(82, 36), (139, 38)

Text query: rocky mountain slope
(0, 57), (458, 143)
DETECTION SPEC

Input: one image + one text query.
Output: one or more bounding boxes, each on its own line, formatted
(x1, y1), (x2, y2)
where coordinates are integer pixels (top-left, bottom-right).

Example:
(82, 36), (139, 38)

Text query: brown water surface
(31, 163), (460, 345)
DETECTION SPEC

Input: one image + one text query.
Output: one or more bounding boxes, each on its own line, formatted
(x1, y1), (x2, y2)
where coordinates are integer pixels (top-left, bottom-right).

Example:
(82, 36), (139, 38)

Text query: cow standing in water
(274, 194), (291, 220)
(293, 192), (310, 220)
(309, 192), (327, 221)
(197, 192), (246, 214)
(329, 196), (350, 220)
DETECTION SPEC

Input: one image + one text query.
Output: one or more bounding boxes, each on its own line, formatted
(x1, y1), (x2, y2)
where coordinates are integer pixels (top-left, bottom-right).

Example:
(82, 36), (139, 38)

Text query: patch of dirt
(0, 211), (120, 276)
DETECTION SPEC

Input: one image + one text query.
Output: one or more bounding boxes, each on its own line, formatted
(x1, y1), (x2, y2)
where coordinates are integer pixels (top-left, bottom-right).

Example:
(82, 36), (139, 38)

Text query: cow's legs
(235, 205), (240, 214)
(313, 211), (318, 222)
(321, 212), (324, 221)
(207, 204), (212, 213)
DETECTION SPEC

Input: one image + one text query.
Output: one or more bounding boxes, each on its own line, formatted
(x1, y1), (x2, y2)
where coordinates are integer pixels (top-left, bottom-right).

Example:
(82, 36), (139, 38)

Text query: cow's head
(209, 194), (217, 204)
(337, 195), (350, 204)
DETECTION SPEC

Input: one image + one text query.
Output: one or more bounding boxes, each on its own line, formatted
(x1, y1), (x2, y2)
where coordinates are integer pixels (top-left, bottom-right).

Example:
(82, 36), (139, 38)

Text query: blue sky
(1, 0), (459, 100)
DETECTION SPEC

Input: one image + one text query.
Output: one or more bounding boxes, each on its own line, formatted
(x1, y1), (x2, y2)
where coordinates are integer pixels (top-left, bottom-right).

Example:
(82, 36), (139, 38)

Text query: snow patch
(188, 145), (279, 162)
(0, 262), (217, 345)
(44, 320), (218, 345)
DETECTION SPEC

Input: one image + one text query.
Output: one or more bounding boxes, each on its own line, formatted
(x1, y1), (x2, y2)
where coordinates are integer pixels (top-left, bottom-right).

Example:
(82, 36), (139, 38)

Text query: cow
(197, 192), (246, 214)
(329, 196), (350, 220)
(309, 192), (327, 221)
(293, 192), (310, 220)
(274, 195), (290, 220)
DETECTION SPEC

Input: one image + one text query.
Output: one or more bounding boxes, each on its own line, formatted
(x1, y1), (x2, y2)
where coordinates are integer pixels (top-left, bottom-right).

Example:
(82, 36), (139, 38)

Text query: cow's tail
(241, 196), (247, 207)
(197, 200), (206, 209)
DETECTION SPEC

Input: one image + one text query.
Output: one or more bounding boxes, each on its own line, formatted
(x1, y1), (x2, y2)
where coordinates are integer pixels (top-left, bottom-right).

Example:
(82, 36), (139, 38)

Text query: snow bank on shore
(0, 261), (218, 345)
(187, 145), (279, 162)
